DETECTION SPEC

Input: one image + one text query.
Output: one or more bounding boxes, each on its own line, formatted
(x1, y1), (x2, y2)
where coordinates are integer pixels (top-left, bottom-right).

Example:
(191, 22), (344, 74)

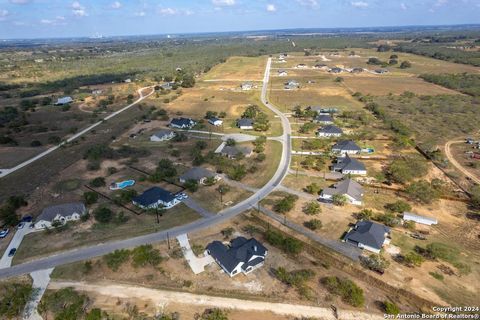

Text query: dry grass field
(203, 56), (267, 81)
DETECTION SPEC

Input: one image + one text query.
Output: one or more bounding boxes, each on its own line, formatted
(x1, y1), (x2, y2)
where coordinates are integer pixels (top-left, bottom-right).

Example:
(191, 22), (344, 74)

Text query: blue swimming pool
(110, 180), (135, 190)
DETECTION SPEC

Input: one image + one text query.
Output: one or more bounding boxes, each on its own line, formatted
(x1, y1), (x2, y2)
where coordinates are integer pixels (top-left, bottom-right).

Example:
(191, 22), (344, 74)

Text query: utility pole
(167, 232), (170, 249)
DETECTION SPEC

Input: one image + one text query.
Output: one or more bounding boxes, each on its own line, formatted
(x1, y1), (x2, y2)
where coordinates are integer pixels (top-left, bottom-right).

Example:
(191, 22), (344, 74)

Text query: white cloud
(71, 1), (87, 17)
(0, 9), (9, 19)
(400, 2), (407, 10)
(40, 15), (66, 25)
(434, 0), (448, 6)
(9, 0), (31, 4)
(350, 1), (369, 8)
(158, 7), (178, 15)
(296, 0), (318, 7)
(212, 0), (236, 6)
(266, 4), (276, 12)
(111, 1), (122, 9)
(134, 11), (146, 17)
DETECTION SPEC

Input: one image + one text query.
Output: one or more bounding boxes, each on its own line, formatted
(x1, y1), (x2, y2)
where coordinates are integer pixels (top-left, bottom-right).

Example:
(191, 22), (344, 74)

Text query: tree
(332, 194), (347, 206)
(221, 227), (235, 239)
(321, 276), (364, 307)
(355, 209), (374, 220)
(388, 59), (398, 65)
(385, 200), (411, 213)
(89, 177), (105, 188)
(303, 201), (321, 215)
(361, 254), (390, 273)
(469, 185), (480, 210)
(184, 179), (199, 192)
(181, 73), (195, 88)
(228, 165), (247, 181)
(274, 195), (298, 213)
(225, 138), (236, 146)
(83, 191), (99, 205)
(198, 308), (229, 320)
(104, 249), (130, 271)
(131, 245), (163, 268)
(0, 283), (33, 318)
(367, 57), (382, 65)
(405, 180), (439, 204)
(304, 183), (321, 194)
(94, 207), (113, 223)
(400, 61), (412, 69)
(304, 219), (322, 230)
(386, 157), (428, 184)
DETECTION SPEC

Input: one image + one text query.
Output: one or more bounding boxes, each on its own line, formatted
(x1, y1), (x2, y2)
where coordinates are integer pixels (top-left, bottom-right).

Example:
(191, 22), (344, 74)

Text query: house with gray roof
(34, 202), (87, 230)
(344, 221), (391, 253)
(219, 145), (253, 159)
(319, 179), (364, 205)
(179, 167), (220, 185)
(332, 140), (362, 155)
(236, 118), (254, 130)
(169, 117), (196, 129)
(150, 130), (176, 142)
(329, 67), (343, 74)
(316, 125), (343, 138)
(332, 154), (367, 175)
(206, 237), (267, 277)
(284, 80), (300, 90)
(313, 114), (334, 125)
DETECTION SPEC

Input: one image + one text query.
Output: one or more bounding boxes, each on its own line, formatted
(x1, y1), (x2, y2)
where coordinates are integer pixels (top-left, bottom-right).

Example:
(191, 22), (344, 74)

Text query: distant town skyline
(0, 0), (479, 39)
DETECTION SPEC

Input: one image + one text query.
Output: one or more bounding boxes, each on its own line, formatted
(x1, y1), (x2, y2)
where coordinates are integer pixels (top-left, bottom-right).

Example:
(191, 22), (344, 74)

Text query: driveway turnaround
(0, 222), (35, 269)
(176, 234), (214, 274)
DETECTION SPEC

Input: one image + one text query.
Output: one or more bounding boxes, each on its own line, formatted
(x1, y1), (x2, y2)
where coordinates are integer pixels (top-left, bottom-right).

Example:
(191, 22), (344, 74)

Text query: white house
(179, 167), (221, 185)
(316, 125), (343, 138)
(237, 118), (254, 130)
(278, 70), (288, 76)
(34, 202), (87, 230)
(331, 140), (362, 155)
(332, 154), (367, 176)
(55, 97), (73, 106)
(206, 237), (268, 277)
(241, 82), (253, 91)
(150, 130), (176, 142)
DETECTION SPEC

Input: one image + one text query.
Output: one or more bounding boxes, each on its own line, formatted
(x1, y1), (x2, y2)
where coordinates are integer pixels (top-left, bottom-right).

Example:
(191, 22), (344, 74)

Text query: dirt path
(444, 140), (480, 184)
(49, 281), (383, 320)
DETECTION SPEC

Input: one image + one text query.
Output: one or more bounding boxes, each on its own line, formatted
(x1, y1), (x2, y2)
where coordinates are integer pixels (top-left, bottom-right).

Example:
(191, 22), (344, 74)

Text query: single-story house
(241, 82), (253, 91)
(332, 140), (362, 155)
(278, 70), (288, 76)
(150, 130), (176, 142)
(329, 67), (343, 74)
(316, 125), (343, 138)
(319, 178), (363, 205)
(208, 117), (223, 126)
(169, 117), (196, 129)
(124, 78), (132, 83)
(132, 187), (180, 209)
(307, 106), (339, 114)
(92, 89), (103, 95)
(344, 220), (391, 254)
(34, 202), (87, 230)
(220, 145), (253, 159)
(403, 212), (438, 226)
(237, 118), (254, 130)
(55, 96), (73, 105)
(296, 63), (308, 69)
(284, 80), (300, 87)
(206, 237), (267, 277)
(314, 64), (329, 70)
(313, 114), (334, 125)
(179, 167), (220, 184)
(279, 53), (288, 59)
(332, 154), (367, 175)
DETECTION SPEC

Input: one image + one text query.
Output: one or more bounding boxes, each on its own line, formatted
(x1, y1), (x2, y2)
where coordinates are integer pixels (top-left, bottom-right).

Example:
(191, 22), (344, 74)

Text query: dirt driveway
(444, 140), (480, 184)
(49, 281), (384, 320)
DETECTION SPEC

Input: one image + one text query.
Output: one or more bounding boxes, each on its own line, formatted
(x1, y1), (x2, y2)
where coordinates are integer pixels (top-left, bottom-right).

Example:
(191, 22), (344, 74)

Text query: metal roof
(345, 221), (390, 250)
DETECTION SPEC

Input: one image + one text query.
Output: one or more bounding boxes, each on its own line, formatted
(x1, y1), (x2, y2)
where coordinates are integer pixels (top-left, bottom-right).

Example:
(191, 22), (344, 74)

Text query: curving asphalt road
(0, 86), (155, 179)
(0, 58), (293, 280)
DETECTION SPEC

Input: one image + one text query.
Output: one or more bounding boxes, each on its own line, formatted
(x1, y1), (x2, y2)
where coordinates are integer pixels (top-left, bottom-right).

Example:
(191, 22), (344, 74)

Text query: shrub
(429, 272), (444, 281)
(221, 227), (235, 239)
(332, 194), (347, 206)
(383, 301), (400, 315)
(184, 179), (199, 192)
(355, 209), (374, 220)
(385, 200), (411, 213)
(131, 245), (163, 268)
(94, 207), (113, 224)
(321, 276), (364, 307)
(361, 254), (390, 273)
(303, 201), (321, 215)
(304, 183), (321, 195)
(83, 191), (99, 205)
(405, 180), (439, 204)
(265, 230), (304, 255)
(104, 249), (130, 271)
(400, 61), (412, 69)
(304, 219), (322, 230)
(404, 251), (424, 267)
(89, 177), (106, 188)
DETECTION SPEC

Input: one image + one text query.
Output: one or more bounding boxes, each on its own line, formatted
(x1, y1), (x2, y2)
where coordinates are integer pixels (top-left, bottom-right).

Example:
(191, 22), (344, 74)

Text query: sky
(0, 0), (479, 39)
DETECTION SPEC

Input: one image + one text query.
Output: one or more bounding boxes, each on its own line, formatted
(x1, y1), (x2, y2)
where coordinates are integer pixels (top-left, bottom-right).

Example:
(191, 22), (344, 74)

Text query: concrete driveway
(23, 268), (54, 320)
(176, 234), (214, 274)
(0, 222), (35, 269)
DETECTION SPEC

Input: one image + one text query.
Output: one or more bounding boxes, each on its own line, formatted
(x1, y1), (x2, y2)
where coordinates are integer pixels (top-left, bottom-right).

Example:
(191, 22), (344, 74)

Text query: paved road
(444, 140), (480, 184)
(259, 206), (361, 261)
(23, 268), (54, 320)
(0, 223), (35, 269)
(0, 86), (155, 179)
(0, 57), (293, 280)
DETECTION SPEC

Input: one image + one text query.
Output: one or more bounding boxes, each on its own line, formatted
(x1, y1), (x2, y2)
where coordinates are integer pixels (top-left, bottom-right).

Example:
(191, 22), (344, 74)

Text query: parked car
(8, 248), (16, 257)
(0, 229), (9, 238)
(17, 222), (25, 229)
